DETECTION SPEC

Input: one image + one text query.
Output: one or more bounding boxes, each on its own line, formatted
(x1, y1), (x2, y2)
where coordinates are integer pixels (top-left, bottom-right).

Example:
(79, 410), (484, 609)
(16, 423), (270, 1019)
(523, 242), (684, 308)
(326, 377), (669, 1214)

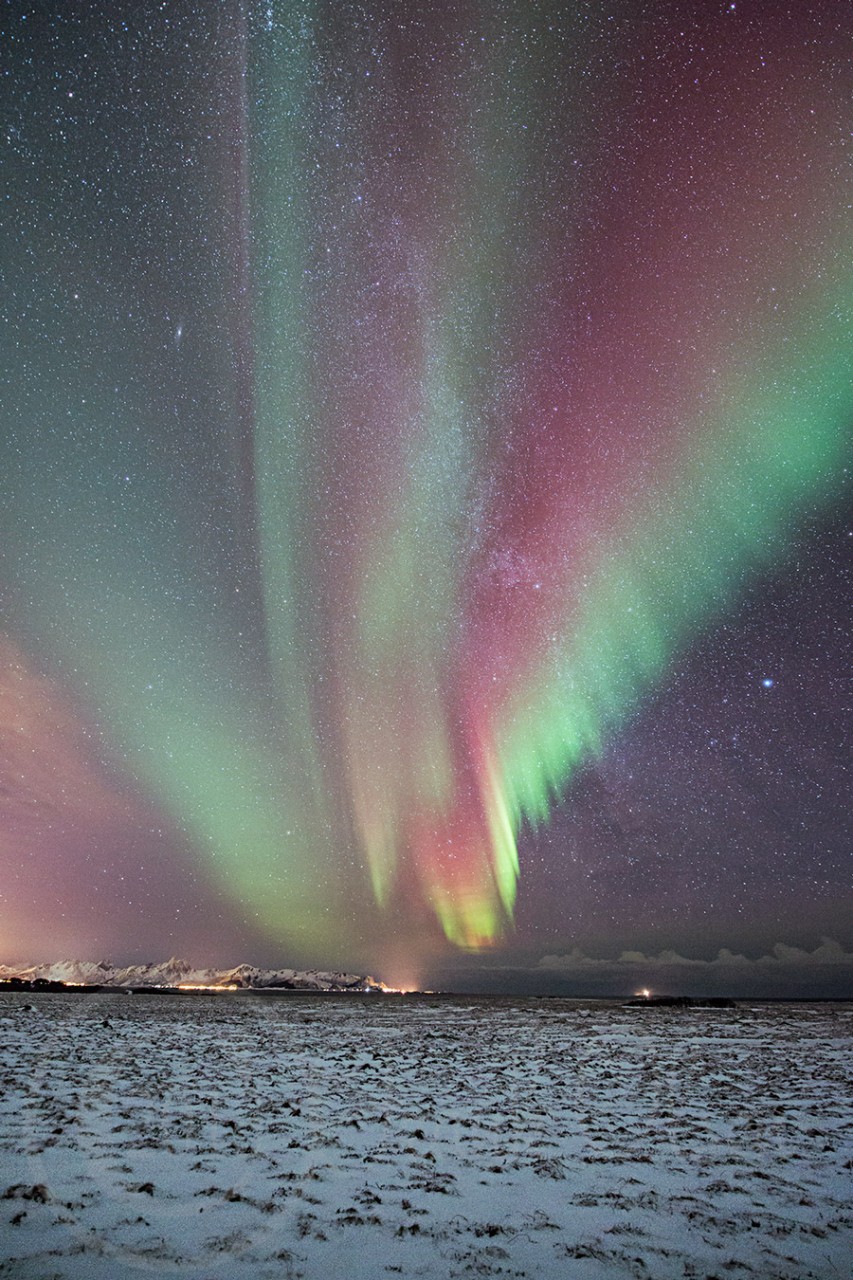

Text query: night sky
(1, 0), (850, 995)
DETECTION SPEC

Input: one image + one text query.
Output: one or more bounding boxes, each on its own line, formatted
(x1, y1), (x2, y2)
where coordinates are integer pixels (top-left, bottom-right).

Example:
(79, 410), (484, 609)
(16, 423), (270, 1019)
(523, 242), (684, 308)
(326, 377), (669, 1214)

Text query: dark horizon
(5, 936), (853, 1002)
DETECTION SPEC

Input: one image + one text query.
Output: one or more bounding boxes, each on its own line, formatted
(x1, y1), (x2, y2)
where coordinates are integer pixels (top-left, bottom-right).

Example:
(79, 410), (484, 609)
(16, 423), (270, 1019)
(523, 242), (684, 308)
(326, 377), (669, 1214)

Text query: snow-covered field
(0, 993), (850, 1279)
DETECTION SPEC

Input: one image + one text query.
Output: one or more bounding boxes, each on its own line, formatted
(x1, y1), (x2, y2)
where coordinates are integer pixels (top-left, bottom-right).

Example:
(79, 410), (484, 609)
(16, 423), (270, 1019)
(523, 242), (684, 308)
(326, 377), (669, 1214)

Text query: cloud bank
(539, 938), (853, 973)
(526, 938), (853, 996)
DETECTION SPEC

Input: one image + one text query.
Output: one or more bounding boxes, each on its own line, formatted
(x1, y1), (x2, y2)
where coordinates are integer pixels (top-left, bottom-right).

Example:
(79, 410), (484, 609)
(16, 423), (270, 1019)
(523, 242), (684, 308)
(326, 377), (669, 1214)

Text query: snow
(0, 994), (850, 1278)
(0, 957), (380, 991)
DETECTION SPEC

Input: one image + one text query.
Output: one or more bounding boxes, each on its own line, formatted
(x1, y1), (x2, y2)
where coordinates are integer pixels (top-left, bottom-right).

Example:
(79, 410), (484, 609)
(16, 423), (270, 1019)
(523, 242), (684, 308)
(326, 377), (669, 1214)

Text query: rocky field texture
(0, 994), (850, 1278)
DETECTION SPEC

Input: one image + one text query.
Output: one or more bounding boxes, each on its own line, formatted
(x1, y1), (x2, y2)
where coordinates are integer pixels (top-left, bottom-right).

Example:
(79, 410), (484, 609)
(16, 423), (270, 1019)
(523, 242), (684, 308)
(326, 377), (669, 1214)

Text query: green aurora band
(2, 1), (849, 961)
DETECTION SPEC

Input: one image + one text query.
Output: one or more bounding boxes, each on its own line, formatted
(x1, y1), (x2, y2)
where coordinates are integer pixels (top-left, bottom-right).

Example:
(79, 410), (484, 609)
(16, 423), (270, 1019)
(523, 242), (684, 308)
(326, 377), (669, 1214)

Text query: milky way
(1, 1), (850, 985)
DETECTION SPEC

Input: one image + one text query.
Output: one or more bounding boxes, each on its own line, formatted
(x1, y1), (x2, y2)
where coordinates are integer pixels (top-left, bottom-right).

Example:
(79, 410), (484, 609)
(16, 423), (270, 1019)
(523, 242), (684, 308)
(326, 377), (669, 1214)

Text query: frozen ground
(0, 993), (850, 1279)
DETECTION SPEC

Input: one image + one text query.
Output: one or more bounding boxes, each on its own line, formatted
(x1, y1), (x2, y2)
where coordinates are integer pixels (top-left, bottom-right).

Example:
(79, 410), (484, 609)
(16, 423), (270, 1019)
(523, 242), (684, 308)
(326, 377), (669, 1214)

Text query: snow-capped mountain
(0, 956), (384, 992)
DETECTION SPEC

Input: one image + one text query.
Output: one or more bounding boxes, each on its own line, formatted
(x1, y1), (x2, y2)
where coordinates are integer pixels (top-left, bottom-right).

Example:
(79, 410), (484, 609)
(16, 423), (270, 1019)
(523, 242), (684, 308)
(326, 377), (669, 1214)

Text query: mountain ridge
(0, 956), (385, 992)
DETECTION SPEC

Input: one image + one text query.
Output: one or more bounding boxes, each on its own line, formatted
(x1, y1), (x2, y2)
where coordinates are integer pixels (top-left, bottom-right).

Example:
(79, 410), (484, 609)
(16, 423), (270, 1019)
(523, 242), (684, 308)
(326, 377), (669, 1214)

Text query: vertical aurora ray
(247, 0), (850, 950)
(248, 0), (344, 889)
(493, 269), (852, 831)
(429, 15), (852, 942)
(3, 384), (340, 954)
(1, 2), (343, 962)
(2, 1), (849, 965)
(315, 3), (609, 942)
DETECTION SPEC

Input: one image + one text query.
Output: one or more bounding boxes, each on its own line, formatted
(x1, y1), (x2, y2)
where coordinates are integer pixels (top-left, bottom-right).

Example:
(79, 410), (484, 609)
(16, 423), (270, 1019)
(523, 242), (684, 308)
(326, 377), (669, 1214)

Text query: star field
(1, 0), (850, 991)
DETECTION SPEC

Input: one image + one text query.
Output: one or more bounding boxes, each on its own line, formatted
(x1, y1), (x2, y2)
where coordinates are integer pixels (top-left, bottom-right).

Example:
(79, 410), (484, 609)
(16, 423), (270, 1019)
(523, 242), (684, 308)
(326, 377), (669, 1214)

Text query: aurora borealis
(1, 1), (850, 992)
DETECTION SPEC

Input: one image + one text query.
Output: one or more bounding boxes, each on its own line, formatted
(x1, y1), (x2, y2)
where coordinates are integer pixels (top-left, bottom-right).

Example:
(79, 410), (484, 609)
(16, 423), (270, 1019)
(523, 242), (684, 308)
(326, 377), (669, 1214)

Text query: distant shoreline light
(175, 983), (240, 992)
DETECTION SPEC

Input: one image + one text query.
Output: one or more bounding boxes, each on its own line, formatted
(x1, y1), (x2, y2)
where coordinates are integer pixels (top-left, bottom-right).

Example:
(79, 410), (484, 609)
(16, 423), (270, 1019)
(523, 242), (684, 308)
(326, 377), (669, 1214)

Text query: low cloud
(444, 938), (853, 997)
(538, 937), (853, 976)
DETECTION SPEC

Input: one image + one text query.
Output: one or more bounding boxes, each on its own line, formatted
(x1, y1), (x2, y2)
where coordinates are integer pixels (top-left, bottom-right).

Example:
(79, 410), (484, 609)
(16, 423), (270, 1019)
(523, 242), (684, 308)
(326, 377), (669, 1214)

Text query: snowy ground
(0, 993), (850, 1279)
